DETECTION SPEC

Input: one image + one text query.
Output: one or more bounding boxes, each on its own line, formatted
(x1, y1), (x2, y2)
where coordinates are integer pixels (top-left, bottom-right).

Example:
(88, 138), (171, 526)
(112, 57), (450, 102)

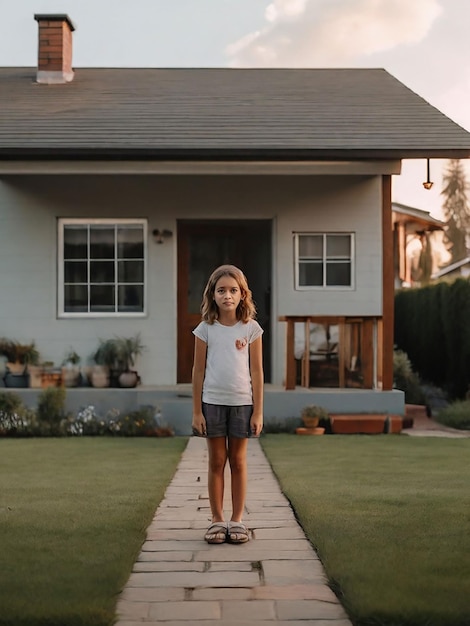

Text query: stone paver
(115, 437), (353, 624)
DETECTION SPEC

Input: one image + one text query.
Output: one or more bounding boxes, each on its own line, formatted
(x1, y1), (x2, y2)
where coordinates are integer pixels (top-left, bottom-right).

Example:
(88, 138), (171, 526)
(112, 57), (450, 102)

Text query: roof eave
(1, 147), (470, 161)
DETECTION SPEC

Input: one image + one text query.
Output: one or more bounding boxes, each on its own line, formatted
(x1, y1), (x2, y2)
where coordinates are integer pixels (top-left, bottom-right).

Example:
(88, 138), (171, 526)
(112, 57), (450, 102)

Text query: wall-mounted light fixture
(152, 229), (173, 244)
(422, 159), (434, 190)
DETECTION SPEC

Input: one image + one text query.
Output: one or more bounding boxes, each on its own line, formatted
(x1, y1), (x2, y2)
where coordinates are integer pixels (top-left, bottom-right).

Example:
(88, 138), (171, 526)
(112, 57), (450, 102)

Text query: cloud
(265, 0), (309, 22)
(226, 0), (443, 67)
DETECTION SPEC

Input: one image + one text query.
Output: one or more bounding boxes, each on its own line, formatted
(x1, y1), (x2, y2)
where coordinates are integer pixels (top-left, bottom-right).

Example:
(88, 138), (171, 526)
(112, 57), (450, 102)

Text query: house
(432, 256), (470, 281)
(392, 202), (448, 288)
(1, 14), (470, 429)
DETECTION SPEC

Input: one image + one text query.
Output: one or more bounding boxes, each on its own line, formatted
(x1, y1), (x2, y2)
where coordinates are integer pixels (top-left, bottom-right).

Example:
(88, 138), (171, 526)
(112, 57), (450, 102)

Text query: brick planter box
(330, 414), (388, 434)
(385, 415), (403, 434)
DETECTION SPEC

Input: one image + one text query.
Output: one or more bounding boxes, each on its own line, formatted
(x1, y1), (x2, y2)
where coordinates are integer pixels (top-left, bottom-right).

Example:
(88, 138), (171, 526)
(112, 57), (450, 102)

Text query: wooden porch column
(382, 175), (394, 390)
(301, 318), (311, 388)
(361, 318), (374, 388)
(397, 221), (407, 283)
(285, 318), (296, 390)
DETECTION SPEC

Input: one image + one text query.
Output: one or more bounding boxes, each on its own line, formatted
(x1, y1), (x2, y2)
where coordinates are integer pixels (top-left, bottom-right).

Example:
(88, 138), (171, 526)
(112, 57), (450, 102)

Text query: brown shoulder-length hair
(200, 265), (257, 324)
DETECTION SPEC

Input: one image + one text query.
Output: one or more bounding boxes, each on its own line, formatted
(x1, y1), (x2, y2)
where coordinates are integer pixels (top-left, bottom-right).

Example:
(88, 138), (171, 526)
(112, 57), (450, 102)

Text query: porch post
(285, 318), (296, 390)
(361, 318), (374, 388)
(382, 175), (394, 390)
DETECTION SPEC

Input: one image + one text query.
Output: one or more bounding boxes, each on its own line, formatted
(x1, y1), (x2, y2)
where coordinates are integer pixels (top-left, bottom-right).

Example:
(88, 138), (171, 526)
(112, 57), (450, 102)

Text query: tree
(441, 159), (470, 264)
(416, 231), (433, 285)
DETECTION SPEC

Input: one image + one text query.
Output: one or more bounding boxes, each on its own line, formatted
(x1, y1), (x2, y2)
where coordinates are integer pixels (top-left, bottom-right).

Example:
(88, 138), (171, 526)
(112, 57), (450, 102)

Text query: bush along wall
(395, 277), (470, 399)
(0, 389), (174, 437)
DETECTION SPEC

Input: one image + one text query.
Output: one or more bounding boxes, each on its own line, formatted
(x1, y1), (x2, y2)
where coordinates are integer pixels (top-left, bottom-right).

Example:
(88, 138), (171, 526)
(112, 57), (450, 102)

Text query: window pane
(61, 221), (145, 315)
(327, 235), (350, 257)
(64, 261), (87, 283)
(118, 227), (144, 259)
(299, 261), (323, 286)
(64, 284), (88, 312)
(118, 285), (143, 312)
(64, 226), (87, 259)
(299, 235), (322, 258)
(90, 285), (115, 312)
(90, 261), (114, 283)
(90, 227), (115, 259)
(118, 260), (143, 283)
(326, 262), (351, 286)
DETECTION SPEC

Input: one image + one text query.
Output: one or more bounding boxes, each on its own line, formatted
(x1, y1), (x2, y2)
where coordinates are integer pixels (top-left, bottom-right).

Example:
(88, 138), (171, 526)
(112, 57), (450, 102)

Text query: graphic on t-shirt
(235, 338), (248, 350)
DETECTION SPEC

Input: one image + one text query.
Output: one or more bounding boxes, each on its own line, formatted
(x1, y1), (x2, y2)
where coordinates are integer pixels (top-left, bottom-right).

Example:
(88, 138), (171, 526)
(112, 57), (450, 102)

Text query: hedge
(395, 278), (470, 399)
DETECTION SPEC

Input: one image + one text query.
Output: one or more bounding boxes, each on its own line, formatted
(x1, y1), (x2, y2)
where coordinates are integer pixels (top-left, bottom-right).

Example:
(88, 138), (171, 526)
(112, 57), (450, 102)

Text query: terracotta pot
(27, 365), (43, 388)
(302, 416), (320, 429)
(90, 365), (109, 388)
(296, 427), (325, 435)
(118, 370), (139, 388)
(41, 371), (62, 388)
(61, 365), (81, 388)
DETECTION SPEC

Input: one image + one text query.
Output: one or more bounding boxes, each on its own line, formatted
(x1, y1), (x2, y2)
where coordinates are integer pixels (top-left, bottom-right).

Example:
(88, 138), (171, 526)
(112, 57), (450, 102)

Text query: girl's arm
(249, 336), (264, 436)
(192, 336), (207, 435)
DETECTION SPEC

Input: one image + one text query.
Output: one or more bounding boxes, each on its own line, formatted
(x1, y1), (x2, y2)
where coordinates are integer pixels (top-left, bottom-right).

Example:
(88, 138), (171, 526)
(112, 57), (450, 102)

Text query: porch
(280, 315), (386, 391)
(10, 384), (404, 436)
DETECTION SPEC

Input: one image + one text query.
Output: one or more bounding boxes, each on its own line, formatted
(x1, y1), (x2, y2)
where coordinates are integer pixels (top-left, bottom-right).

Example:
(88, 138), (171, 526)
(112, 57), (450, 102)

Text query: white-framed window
(294, 232), (354, 289)
(58, 218), (147, 317)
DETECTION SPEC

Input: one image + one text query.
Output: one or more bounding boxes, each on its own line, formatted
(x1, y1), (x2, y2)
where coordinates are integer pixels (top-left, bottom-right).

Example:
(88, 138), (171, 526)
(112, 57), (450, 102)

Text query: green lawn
(0, 437), (187, 626)
(261, 434), (470, 626)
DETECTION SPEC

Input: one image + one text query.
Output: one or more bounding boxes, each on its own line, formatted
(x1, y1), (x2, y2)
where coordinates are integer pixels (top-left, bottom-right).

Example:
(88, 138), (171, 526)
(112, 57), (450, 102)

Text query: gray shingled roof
(392, 202), (445, 230)
(1, 67), (469, 159)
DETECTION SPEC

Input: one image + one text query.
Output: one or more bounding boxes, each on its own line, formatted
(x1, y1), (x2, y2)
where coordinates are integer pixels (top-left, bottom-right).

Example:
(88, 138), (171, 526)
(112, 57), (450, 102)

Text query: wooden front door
(177, 220), (271, 383)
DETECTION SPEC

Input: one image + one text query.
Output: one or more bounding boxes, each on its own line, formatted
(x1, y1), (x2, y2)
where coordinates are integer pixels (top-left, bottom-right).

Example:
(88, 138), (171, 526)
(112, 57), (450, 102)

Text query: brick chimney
(34, 14), (76, 84)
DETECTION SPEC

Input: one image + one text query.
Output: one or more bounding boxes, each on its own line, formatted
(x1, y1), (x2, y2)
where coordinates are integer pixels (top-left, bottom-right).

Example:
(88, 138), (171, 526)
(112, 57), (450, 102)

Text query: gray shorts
(202, 402), (253, 439)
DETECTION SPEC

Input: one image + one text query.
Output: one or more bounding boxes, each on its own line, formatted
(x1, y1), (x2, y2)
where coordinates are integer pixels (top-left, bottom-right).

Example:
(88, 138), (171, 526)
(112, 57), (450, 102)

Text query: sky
(1, 0), (469, 220)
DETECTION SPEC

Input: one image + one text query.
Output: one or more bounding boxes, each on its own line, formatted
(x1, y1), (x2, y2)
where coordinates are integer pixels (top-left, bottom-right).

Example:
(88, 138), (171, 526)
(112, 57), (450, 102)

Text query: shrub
(36, 386), (68, 435)
(66, 404), (173, 437)
(393, 348), (426, 405)
(0, 390), (23, 415)
(395, 278), (470, 399)
(420, 382), (449, 416)
(435, 400), (470, 431)
(117, 406), (156, 436)
(66, 405), (112, 436)
(262, 418), (301, 434)
(0, 392), (174, 438)
(0, 391), (35, 436)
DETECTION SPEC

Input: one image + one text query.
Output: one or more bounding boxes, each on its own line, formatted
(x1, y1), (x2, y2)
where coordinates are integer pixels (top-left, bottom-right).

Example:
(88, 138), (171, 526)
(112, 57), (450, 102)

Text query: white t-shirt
(193, 319), (263, 406)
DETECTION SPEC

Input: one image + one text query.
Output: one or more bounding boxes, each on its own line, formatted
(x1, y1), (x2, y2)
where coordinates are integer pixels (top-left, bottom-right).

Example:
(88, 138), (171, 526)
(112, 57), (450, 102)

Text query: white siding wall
(0, 173), (383, 385)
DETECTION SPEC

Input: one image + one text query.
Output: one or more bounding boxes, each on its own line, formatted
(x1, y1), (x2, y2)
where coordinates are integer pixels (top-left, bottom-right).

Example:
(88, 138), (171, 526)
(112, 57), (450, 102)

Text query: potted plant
(91, 334), (144, 388)
(61, 349), (82, 387)
(1, 340), (40, 387)
(28, 362), (44, 388)
(40, 361), (63, 388)
(0, 338), (14, 385)
(114, 334), (144, 387)
(296, 405), (329, 435)
(88, 342), (111, 388)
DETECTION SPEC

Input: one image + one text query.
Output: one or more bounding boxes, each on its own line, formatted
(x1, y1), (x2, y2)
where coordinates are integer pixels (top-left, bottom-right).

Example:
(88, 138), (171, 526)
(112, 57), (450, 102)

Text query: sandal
(204, 521), (227, 544)
(227, 521), (250, 544)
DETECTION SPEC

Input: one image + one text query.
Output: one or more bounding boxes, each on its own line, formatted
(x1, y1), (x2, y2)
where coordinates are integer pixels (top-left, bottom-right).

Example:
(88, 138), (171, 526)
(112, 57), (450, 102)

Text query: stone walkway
(403, 404), (470, 438)
(115, 437), (352, 625)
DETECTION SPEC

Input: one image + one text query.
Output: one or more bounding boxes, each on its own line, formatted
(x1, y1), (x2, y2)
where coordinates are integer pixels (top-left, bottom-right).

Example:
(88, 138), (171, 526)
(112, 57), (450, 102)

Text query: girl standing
(192, 264), (264, 544)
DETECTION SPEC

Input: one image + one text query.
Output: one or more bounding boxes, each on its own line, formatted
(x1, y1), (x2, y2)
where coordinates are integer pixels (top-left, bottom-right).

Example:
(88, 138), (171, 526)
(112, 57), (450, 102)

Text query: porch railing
(279, 316), (382, 390)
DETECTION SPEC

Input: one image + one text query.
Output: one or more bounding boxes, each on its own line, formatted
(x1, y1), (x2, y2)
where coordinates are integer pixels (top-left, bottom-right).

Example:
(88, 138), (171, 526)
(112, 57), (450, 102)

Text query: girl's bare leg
(207, 437), (228, 522)
(228, 437), (248, 522)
